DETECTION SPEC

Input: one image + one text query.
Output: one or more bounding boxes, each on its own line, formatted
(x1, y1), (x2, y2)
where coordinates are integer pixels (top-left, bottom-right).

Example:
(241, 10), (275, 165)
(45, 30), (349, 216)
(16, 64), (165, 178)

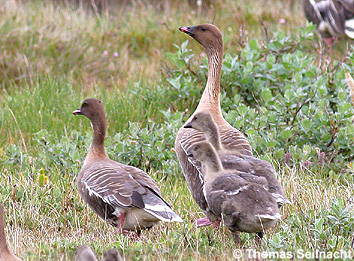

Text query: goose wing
(219, 127), (253, 156)
(219, 154), (290, 205)
(81, 162), (154, 209)
(81, 161), (182, 222)
(175, 128), (209, 211)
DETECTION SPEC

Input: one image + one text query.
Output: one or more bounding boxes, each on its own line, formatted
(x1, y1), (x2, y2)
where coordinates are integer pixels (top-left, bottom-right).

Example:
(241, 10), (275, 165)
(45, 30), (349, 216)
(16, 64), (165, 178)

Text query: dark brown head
(179, 24), (223, 51)
(73, 98), (105, 121)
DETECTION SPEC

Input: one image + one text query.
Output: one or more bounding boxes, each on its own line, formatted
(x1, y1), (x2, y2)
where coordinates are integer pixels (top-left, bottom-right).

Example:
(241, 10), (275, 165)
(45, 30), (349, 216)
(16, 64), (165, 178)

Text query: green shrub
(164, 29), (353, 175)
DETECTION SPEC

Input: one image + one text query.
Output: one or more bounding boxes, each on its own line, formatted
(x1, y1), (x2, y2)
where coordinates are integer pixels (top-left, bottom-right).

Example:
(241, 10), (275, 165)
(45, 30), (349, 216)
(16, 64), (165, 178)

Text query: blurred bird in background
(303, 0), (354, 45)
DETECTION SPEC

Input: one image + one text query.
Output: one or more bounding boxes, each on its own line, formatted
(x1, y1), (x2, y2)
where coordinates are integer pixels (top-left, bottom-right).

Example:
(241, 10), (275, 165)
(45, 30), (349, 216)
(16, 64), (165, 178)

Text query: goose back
(206, 174), (280, 233)
(78, 158), (182, 230)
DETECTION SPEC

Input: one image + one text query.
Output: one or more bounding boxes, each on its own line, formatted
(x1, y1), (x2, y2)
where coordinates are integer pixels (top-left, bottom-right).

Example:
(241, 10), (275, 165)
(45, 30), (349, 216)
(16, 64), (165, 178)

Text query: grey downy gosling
(75, 246), (123, 261)
(184, 111), (290, 207)
(73, 98), (182, 237)
(186, 142), (281, 243)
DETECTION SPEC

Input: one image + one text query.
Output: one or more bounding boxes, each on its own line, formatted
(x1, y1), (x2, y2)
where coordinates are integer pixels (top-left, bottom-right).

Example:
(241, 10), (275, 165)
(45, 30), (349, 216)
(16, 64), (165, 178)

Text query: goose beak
(184, 122), (193, 128)
(179, 26), (195, 36)
(73, 109), (82, 115)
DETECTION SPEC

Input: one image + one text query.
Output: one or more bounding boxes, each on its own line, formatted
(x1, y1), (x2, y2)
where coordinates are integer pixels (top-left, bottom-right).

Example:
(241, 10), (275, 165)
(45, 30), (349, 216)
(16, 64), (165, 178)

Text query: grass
(0, 0), (353, 260)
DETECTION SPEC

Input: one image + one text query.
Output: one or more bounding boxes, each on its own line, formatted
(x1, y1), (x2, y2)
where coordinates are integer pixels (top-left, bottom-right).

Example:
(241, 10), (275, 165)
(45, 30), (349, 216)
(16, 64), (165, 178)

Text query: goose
(102, 249), (123, 261)
(303, 0), (354, 45)
(174, 24), (252, 227)
(73, 98), (182, 236)
(184, 112), (290, 206)
(75, 246), (123, 261)
(186, 142), (281, 243)
(0, 205), (21, 261)
(75, 246), (97, 261)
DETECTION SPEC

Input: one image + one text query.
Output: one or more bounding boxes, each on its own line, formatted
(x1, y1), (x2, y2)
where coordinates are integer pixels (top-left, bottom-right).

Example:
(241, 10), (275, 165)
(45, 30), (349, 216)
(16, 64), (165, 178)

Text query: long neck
(196, 46), (223, 118)
(202, 149), (224, 183)
(205, 123), (221, 151)
(85, 115), (107, 163)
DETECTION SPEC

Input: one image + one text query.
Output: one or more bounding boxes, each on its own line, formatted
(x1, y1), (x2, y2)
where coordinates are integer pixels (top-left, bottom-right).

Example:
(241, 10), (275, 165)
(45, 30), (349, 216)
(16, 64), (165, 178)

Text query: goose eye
(201, 28), (206, 32)
(82, 102), (88, 107)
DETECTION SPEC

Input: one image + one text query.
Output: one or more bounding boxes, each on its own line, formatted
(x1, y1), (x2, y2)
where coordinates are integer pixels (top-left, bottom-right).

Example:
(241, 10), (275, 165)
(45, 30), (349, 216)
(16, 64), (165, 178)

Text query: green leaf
(280, 129), (293, 140)
(301, 119), (312, 130)
(261, 89), (273, 103)
(249, 39), (259, 50)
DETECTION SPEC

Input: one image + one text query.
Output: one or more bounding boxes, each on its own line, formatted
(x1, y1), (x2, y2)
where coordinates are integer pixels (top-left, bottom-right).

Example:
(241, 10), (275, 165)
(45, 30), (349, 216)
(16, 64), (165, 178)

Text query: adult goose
(73, 98), (182, 235)
(174, 24), (252, 224)
(303, 0), (354, 45)
(186, 142), (281, 243)
(0, 205), (21, 261)
(184, 112), (290, 206)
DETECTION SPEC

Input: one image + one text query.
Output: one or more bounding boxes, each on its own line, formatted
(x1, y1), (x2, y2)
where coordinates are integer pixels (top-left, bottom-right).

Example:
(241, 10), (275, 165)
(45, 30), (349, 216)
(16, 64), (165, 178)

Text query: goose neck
(205, 123), (221, 151)
(198, 46), (223, 111)
(202, 150), (223, 183)
(86, 116), (107, 161)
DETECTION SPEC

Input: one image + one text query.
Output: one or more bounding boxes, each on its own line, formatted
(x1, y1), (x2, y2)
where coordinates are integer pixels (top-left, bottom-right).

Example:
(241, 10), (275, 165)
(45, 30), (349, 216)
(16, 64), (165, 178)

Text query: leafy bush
(164, 30), (353, 175)
(269, 199), (354, 252)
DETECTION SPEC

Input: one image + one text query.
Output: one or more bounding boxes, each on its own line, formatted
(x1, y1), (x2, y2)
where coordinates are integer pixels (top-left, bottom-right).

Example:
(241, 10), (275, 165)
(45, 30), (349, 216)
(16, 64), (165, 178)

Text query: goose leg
(117, 213), (140, 240)
(211, 219), (221, 229)
(195, 217), (213, 228)
(117, 212), (127, 234)
(323, 37), (336, 47)
(255, 232), (263, 246)
(232, 231), (241, 245)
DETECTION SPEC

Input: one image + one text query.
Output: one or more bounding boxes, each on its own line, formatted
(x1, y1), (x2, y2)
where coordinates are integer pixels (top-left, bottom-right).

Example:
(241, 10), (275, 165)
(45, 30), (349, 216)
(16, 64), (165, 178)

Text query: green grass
(0, 1), (353, 260)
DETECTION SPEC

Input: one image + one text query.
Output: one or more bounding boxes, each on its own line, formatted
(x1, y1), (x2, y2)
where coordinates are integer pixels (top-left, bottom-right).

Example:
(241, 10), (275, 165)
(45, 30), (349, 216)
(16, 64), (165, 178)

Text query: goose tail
(255, 213), (282, 222)
(144, 203), (183, 223)
(345, 19), (354, 39)
(272, 193), (292, 206)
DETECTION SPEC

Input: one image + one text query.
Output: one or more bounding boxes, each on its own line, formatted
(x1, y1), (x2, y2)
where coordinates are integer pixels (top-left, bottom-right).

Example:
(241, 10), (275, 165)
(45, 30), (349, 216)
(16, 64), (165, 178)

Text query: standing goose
(73, 98), (182, 235)
(0, 205), (21, 261)
(184, 112), (290, 206)
(174, 24), (252, 224)
(186, 142), (281, 243)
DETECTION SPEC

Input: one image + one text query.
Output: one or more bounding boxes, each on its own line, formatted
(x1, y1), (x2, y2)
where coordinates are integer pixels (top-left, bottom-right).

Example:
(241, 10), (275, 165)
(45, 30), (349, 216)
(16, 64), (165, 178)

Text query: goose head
(73, 98), (105, 121)
(179, 24), (223, 51)
(184, 112), (215, 132)
(186, 142), (216, 162)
